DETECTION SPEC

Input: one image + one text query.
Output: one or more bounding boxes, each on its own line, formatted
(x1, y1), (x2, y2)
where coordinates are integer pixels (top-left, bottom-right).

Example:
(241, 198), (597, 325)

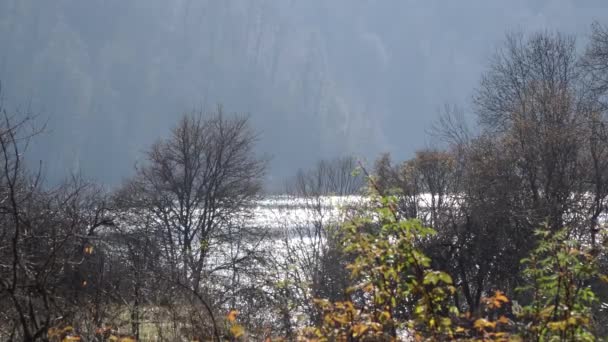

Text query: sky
(0, 0), (607, 190)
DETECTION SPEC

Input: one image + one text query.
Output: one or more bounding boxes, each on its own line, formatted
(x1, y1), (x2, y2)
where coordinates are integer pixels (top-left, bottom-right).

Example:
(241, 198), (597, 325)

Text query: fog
(0, 0), (606, 190)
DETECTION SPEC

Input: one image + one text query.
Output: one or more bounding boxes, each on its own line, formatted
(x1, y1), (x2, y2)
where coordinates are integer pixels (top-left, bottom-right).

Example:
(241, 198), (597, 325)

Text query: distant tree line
(2, 23), (608, 341)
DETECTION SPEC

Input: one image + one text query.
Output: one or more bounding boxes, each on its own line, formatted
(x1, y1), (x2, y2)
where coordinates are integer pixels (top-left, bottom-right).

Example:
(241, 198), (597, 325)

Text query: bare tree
(424, 30), (608, 314)
(0, 106), (113, 341)
(114, 107), (266, 340)
(413, 149), (455, 229)
(429, 104), (472, 147)
(271, 156), (363, 335)
(474, 31), (589, 232)
(582, 22), (608, 106)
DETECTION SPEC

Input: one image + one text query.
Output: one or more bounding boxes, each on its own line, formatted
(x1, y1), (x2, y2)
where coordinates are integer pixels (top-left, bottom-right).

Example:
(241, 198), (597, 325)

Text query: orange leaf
(497, 315), (510, 324)
(494, 290), (509, 303)
(227, 310), (239, 322)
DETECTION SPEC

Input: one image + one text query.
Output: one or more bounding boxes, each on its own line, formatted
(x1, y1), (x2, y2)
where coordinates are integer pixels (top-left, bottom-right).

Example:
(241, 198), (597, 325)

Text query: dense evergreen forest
(3, 6), (608, 342)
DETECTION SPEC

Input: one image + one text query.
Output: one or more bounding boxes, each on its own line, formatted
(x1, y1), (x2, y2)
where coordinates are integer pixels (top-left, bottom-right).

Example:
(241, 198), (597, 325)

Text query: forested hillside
(1, 1), (606, 187)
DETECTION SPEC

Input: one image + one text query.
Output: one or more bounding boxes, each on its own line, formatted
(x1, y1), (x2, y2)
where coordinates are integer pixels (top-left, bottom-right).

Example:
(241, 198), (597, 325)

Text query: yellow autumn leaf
(378, 310), (391, 323)
(332, 313), (350, 325)
(230, 324), (245, 338)
(119, 337), (137, 342)
(474, 318), (496, 331)
(62, 336), (81, 342)
(84, 245), (94, 254)
(539, 305), (555, 318)
(352, 324), (369, 337)
(547, 321), (567, 331)
(455, 326), (466, 333)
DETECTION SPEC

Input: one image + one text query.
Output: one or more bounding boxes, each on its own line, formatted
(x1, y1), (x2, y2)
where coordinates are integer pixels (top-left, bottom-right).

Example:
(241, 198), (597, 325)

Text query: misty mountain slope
(0, 0), (606, 188)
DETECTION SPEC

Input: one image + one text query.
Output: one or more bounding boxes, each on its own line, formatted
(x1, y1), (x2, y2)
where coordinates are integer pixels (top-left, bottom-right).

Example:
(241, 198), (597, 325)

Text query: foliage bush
(298, 196), (607, 342)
